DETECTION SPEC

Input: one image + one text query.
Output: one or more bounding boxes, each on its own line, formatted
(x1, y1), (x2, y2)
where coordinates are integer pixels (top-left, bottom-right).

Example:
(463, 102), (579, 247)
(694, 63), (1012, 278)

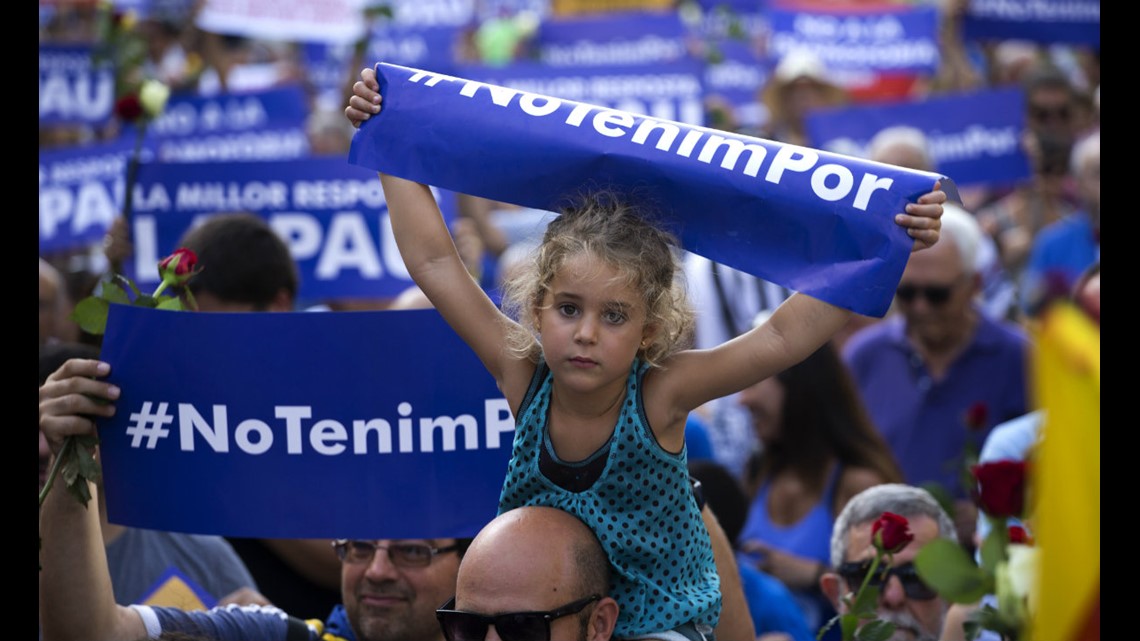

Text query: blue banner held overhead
(805, 87), (1031, 189)
(349, 62), (954, 318)
(98, 305), (510, 539)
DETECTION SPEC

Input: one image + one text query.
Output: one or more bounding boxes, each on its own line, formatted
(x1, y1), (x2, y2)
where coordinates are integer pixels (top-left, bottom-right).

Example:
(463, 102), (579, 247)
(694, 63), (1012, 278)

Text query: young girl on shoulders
(346, 67), (945, 641)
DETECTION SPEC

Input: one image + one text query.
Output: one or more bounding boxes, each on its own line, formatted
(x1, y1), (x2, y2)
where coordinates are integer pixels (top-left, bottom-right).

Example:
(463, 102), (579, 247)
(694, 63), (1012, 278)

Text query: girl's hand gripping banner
(349, 62), (957, 317)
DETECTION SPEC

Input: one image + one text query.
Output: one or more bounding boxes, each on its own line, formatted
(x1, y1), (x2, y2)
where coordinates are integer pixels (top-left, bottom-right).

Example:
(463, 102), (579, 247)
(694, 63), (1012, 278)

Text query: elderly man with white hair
(841, 207), (1031, 552)
(820, 484), (959, 641)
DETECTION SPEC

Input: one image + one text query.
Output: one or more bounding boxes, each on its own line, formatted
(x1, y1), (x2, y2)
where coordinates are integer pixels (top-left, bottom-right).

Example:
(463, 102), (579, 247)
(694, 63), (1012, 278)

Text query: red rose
(872, 512), (913, 554)
(1008, 525), (1033, 545)
(158, 248), (199, 287)
(115, 94), (144, 122)
(971, 460), (1028, 519)
(963, 401), (989, 431)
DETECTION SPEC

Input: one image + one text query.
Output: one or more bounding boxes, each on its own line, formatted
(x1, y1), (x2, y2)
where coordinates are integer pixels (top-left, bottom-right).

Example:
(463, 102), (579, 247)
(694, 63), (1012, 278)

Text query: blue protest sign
(99, 305), (509, 538)
(963, 0), (1099, 47)
(766, 4), (941, 75)
(147, 85), (312, 162)
(118, 157), (458, 302)
(366, 24), (465, 74)
(349, 63), (954, 317)
(39, 138), (140, 255)
(39, 45), (115, 127)
(805, 87), (1031, 189)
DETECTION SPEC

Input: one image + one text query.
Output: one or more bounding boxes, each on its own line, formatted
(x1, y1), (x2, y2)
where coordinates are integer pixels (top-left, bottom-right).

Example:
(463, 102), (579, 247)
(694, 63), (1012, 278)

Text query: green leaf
(155, 295), (185, 311)
(66, 477), (93, 506)
(101, 278), (134, 304)
(73, 434), (102, 483)
(726, 18), (745, 40)
(914, 539), (992, 603)
(851, 584), (881, 615)
(70, 296), (111, 335)
(841, 613), (860, 640)
(978, 521), (1009, 573)
(134, 294), (159, 308)
(855, 619), (897, 641)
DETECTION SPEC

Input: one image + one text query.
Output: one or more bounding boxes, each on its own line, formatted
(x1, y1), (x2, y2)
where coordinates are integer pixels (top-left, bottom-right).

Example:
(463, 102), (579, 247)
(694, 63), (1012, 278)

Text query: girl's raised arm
(380, 172), (529, 396)
(348, 68), (529, 396)
(651, 185), (945, 417)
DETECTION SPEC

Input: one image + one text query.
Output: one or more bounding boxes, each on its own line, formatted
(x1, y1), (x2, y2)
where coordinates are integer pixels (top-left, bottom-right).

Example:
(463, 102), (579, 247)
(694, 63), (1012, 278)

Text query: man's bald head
(460, 506), (609, 601)
(452, 506), (619, 640)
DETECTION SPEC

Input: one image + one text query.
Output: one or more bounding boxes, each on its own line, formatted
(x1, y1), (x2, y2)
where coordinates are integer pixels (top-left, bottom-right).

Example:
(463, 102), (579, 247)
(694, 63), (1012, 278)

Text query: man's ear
(267, 289), (295, 312)
(968, 272), (983, 295)
(588, 597), (620, 641)
(820, 571), (844, 611)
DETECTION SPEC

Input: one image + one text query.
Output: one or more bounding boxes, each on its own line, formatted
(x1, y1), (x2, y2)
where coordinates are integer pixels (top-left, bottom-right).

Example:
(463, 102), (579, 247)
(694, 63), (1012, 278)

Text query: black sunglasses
(837, 560), (938, 600)
(331, 539), (461, 568)
(436, 594), (601, 641)
(1029, 104), (1072, 124)
(895, 283), (955, 306)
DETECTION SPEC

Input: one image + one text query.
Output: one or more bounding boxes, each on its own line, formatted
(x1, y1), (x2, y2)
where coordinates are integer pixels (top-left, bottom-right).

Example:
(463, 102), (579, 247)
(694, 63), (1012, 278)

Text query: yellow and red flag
(1029, 302), (1100, 641)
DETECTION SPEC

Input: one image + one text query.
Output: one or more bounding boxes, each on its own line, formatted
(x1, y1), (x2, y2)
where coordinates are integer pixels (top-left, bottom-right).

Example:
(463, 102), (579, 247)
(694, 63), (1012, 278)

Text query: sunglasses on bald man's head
(436, 594), (601, 641)
(836, 560), (938, 600)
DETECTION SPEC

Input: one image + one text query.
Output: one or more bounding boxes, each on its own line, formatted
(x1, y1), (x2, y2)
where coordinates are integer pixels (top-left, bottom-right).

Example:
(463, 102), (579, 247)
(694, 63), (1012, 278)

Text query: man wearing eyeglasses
(820, 484), (959, 641)
(39, 358), (471, 641)
(842, 207), (1029, 553)
(327, 538), (472, 641)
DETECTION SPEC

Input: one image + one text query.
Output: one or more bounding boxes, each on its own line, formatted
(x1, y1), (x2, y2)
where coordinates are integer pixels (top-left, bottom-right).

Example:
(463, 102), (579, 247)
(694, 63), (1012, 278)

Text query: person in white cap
(758, 48), (849, 147)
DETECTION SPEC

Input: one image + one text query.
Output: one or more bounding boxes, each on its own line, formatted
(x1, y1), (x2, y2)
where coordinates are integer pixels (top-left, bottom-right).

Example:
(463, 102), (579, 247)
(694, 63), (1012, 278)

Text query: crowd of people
(40, 1), (1099, 640)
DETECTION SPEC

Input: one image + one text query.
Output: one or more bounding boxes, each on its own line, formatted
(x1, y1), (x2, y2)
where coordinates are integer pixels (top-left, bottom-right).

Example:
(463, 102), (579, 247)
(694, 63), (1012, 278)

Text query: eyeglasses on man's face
(836, 560), (939, 600)
(332, 539), (461, 568)
(435, 594), (601, 641)
(1029, 103), (1073, 125)
(895, 277), (965, 306)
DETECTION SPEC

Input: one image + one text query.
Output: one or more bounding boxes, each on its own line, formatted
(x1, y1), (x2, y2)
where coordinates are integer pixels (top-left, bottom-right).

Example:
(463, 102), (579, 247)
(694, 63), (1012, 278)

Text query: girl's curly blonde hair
(499, 189), (694, 368)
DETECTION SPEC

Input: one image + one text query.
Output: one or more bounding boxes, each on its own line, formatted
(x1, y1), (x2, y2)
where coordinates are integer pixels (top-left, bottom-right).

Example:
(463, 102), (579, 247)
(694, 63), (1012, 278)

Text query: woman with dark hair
(737, 340), (903, 640)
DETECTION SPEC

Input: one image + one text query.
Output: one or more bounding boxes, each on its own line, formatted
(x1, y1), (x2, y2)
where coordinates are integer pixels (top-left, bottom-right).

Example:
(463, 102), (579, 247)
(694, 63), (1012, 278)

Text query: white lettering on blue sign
(39, 69), (114, 120)
(413, 70), (896, 210)
(164, 399), (514, 455)
(127, 211), (410, 284)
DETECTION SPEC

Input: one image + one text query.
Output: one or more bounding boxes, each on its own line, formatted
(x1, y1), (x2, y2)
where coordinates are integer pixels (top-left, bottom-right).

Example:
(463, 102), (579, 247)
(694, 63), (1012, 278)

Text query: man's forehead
(844, 514), (941, 563)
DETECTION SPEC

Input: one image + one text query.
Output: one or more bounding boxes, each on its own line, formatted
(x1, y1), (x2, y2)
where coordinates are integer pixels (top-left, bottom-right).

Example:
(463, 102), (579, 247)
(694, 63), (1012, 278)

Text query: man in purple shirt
(841, 205), (1029, 551)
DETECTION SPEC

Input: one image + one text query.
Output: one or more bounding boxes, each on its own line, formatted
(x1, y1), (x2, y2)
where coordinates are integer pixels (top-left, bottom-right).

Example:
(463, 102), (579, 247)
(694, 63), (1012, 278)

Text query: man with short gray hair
(820, 484), (958, 641)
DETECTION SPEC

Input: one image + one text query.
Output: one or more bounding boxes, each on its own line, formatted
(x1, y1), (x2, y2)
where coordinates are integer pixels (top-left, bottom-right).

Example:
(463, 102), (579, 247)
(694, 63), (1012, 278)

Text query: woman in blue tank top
(736, 342), (904, 640)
